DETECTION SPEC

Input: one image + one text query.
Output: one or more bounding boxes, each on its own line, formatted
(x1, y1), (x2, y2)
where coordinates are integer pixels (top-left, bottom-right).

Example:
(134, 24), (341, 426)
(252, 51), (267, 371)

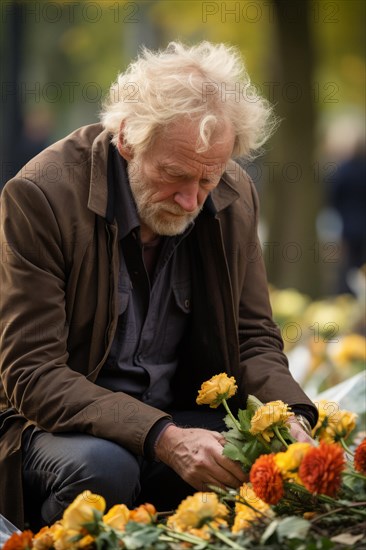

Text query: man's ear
(117, 121), (134, 161)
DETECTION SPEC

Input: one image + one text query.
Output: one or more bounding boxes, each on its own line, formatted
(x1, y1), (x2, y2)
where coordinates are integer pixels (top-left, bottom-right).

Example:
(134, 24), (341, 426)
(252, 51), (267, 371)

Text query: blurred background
(1, 0), (365, 405)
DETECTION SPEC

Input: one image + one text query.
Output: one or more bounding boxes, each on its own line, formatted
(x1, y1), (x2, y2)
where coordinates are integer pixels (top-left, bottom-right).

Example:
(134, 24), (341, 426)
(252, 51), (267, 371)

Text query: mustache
(162, 204), (188, 216)
(160, 201), (203, 217)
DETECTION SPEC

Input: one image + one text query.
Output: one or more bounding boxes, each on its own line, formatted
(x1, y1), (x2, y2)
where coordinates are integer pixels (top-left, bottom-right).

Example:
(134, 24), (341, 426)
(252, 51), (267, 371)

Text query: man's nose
(173, 184), (199, 212)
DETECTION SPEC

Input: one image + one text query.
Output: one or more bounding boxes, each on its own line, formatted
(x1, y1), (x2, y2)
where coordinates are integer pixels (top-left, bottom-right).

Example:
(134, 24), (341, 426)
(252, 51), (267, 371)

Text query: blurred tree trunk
(1, 2), (23, 189)
(263, 0), (321, 297)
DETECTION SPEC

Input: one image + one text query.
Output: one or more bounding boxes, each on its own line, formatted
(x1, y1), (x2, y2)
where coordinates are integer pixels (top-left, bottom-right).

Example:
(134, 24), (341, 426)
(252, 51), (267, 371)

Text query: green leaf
(223, 441), (251, 467)
(82, 509), (104, 535)
(242, 438), (269, 464)
(260, 518), (280, 543)
(121, 522), (162, 549)
(95, 531), (119, 550)
(223, 429), (246, 447)
(270, 438), (285, 453)
(223, 414), (243, 438)
(69, 533), (84, 542)
(237, 408), (252, 431)
(276, 516), (310, 542)
(246, 395), (263, 415)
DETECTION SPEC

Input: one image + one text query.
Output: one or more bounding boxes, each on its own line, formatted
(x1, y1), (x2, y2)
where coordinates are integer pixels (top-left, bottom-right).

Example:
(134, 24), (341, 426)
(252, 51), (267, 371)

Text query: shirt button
(184, 299), (190, 309)
(136, 353), (143, 362)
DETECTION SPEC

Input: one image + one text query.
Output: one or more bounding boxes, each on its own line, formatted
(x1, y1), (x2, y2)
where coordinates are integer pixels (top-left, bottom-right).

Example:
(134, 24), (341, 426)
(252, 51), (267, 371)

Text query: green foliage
(121, 522), (163, 549)
(222, 394), (295, 472)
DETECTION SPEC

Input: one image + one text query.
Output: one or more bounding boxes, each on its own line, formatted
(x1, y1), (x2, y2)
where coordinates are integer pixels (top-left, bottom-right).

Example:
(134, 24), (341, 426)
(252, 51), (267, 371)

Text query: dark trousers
(22, 409), (226, 529)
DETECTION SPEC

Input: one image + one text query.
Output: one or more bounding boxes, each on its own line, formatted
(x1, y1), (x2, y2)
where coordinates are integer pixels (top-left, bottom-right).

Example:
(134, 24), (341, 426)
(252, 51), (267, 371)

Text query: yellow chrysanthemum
(196, 373), (237, 408)
(274, 442), (312, 483)
(103, 504), (130, 530)
(232, 483), (271, 533)
(62, 491), (106, 531)
(167, 492), (229, 537)
(250, 401), (292, 442)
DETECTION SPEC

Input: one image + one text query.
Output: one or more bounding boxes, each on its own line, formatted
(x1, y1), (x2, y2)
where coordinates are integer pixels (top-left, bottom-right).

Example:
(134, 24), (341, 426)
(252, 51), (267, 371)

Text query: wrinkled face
(124, 119), (235, 236)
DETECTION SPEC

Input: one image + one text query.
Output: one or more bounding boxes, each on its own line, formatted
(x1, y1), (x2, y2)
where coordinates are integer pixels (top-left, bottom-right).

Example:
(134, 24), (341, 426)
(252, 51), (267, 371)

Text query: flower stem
(160, 526), (213, 548)
(343, 470), (366, 482)
(285, 481), (337, 506)
(273, 425), (289, 449)
(256, 434), (272, 452)
(222, 399), (242, 432)
(340, 438), (355, 456)
(287, 480), (366, 516)
(209, 525), (247, 550)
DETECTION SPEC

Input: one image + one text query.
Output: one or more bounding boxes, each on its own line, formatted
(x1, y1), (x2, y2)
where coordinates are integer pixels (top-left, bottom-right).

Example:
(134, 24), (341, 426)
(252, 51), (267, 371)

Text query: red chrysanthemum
(249, 453), (284, 505)
(298, 441), (345, 497)
(2, 530), (33, 550)
(354, 438), (366, 474)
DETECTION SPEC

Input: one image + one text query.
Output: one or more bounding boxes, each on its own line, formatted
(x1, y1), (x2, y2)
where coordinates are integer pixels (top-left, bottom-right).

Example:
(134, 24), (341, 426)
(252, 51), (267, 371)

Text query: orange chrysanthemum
(354, 438), (366, 474)
(298, 441), (345, 496)
(3, 530), (33, 550)
(249, 454), (284, 505)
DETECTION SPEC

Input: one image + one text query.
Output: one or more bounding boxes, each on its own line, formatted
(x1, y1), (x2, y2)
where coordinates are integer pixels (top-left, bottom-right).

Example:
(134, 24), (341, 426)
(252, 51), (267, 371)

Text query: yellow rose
(63, 491), (106, 531)
(275, 442), (312, 482)
(53, 524), (79, 550)
(326, 410), (358, 442)
(196, 373), (237, 408)
(103, 504), (130, 530)
(77, 535), (95, 548)
(232, 483), (272, 533)
(312, 400), (340, 440)
(33, 525), (57, 549)
(129, 503), (157, 524)
(250, 401), (292, 442)
(167, 492), (229, 533)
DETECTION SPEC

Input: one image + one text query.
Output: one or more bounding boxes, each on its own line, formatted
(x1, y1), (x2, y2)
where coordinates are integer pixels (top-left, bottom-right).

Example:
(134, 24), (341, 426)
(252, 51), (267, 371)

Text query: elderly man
(0, 42), (317, 528)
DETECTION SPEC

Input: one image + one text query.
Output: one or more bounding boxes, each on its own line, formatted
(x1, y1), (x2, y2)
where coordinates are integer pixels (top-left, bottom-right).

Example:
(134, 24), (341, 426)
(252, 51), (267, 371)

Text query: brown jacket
(0, 123), (316, 527)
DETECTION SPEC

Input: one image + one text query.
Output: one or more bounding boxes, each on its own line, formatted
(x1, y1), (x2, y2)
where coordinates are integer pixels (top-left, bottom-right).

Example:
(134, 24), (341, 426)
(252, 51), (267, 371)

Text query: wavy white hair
(100, 41), (277, 159)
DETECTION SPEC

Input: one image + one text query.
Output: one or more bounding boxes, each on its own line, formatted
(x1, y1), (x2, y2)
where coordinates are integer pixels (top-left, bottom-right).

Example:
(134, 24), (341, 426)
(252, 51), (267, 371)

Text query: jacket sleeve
(0, 177), (170, 455)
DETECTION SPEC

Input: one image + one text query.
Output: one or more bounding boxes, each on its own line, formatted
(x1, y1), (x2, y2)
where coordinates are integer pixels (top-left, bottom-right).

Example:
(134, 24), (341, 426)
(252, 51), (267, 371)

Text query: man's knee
(24, 432), (141, 525)
(57, 435), (141, 507)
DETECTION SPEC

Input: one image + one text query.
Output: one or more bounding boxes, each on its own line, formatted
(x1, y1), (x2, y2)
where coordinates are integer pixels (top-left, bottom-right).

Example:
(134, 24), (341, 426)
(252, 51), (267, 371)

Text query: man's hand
(155, 425), (247, 491)
(288, 416), (315, 444)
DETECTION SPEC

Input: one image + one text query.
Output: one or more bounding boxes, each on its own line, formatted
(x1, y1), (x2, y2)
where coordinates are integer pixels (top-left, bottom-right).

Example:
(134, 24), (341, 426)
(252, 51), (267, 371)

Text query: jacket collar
(87, 127), (111, 218)
(211, 159), (241, 213)
(87, 128), (240, 219)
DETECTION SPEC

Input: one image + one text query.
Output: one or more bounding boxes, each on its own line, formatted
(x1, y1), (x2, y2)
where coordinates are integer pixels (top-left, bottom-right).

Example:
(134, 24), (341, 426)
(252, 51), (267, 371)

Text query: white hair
(100, 41), (277, 159)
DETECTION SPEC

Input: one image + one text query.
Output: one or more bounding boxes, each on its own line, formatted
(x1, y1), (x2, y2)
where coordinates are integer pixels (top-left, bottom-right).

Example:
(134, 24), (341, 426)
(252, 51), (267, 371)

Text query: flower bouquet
(3, 374), (366, 549)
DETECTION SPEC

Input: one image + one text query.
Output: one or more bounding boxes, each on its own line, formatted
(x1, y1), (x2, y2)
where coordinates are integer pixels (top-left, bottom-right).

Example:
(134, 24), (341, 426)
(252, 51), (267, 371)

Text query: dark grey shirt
(96, 147), (193, 411)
